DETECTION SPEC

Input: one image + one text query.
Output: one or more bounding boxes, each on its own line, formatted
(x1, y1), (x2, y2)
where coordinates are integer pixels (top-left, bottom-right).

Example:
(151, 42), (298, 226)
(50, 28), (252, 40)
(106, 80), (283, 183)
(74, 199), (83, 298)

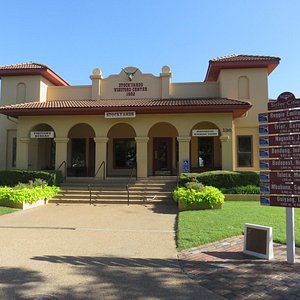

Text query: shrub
(0, 170), (63, 187)
(0, 185), (60, 204)
(185, 181), (205, 191)
(173, 185), (224, 208)
(221, 185), (260, 194)
(179, 171), (259, 189)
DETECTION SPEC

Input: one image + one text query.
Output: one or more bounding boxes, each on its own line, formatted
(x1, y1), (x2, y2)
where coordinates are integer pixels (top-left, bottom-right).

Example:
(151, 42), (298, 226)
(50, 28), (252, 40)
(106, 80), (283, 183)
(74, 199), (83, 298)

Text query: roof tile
(211, 54), (280, 62)
(0, 62), (48, 70)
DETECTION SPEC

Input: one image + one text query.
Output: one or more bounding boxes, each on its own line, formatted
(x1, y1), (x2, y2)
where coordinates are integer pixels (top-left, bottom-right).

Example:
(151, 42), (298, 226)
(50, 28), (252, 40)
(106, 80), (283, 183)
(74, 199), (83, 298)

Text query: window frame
(237, 135), (253, 168)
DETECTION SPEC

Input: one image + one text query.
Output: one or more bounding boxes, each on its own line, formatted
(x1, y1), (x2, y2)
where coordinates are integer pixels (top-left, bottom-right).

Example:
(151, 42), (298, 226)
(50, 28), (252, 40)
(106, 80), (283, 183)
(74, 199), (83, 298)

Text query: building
(0, 55), (280, 178)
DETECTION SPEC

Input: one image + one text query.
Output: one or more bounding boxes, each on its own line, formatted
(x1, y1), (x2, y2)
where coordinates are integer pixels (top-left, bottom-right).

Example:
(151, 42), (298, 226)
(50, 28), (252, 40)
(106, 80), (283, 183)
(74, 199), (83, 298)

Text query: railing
(47, 161), (67, 185)
(94, 161), (106, 180)
(126, 162), (137, 206)
(176, 161), (180, 188)
(88, 161), (106, 205)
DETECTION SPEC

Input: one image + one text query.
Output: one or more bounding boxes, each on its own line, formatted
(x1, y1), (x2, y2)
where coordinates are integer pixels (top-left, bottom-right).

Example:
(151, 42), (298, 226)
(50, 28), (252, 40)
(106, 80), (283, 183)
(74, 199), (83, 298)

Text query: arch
(238, 76), (250, 99)
(107, 123), (137, 176)
(28, 123), (56, 171)
(16, 82), (26, 103)
(67, 123), (96, 177)
(190, 121), (222, 171)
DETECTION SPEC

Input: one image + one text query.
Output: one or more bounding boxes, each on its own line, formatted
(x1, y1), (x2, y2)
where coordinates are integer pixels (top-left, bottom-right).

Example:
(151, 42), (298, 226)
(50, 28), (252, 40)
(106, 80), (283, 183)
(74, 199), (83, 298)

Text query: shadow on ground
(0, 256), (212, 300)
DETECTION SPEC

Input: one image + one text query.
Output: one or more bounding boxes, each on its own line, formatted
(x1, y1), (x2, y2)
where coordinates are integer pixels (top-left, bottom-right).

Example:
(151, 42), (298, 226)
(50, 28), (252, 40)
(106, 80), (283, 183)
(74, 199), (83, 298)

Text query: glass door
(153, 138), (172, 175)
(198, 137), (214, 169)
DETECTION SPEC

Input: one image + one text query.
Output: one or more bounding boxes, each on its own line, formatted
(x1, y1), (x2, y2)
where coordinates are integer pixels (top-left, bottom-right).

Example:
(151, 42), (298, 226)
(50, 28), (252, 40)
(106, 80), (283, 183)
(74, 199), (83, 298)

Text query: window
(12, 137), (17, 167)
(237, 136), (252, 167)
(113, 139), (136, 168)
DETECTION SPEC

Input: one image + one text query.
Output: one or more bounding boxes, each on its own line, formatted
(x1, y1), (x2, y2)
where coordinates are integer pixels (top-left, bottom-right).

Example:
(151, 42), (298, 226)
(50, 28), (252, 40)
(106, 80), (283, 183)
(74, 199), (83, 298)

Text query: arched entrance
(67, 123), (95, 177)
(107, 123), (136, 177)
(148, 122), (178, 175)
(28, 123), (55, 171)
(190, 122), (221, 171)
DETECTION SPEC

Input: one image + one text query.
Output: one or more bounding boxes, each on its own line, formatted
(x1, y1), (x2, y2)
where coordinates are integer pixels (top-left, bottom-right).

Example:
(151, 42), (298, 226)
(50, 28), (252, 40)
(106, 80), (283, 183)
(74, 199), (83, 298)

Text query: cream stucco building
(0, 55), (280, 179)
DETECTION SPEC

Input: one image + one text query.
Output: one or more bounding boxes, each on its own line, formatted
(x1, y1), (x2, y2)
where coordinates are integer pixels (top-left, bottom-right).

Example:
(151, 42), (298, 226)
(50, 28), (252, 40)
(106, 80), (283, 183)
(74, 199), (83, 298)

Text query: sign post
(259, 91), (299, 264)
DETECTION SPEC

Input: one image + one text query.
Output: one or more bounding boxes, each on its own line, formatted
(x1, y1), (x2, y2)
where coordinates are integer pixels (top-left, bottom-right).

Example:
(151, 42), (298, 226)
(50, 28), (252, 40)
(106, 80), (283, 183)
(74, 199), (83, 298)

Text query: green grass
(0, 206), (18, 216)
(177, 201), (300, 251)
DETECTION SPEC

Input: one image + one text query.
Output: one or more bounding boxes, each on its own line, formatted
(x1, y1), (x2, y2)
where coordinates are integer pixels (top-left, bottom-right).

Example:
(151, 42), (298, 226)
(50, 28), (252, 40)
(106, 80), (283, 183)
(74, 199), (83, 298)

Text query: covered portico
(1, 97), (250, 179)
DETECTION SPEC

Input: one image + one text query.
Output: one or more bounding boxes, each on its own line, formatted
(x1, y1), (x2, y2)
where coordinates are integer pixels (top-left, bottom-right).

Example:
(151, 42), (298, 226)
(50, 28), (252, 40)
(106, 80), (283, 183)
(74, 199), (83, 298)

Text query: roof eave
(0, 68), (69, 86)
(0, 104), (251, 119)
(205, 59), (280, 82)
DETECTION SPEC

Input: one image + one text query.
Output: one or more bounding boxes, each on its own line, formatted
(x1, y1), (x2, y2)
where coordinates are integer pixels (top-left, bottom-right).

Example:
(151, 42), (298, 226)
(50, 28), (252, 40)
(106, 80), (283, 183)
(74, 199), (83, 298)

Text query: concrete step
(52, 177), (176, 205)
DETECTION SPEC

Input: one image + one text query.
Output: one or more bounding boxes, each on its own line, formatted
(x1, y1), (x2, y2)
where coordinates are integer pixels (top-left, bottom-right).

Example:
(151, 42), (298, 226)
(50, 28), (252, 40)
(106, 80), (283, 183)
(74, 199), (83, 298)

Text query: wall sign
(104, 111), (136, 119)
(30, 131), (54, 138)
(192, 129), (218, 137)
(113, 82), (148, 97)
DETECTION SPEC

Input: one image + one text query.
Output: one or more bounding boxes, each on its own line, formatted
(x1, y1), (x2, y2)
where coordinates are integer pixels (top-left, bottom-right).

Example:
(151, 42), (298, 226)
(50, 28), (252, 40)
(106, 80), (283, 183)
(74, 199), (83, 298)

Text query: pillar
(94, 137), (108, 179)
(177, 136), (191, 173)
(54, 138), (69, 177)
(16, 137), (30, 169)
(160, 65), (171, 99)
(90, 68), (102, 100)
(135, 137), (149, 178)
(220, 135), (233, 170)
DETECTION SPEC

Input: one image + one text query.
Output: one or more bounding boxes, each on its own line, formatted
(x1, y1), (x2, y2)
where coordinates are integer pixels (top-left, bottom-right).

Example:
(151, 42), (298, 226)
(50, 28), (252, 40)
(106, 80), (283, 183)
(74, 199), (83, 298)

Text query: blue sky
(1, 0), (299, 99)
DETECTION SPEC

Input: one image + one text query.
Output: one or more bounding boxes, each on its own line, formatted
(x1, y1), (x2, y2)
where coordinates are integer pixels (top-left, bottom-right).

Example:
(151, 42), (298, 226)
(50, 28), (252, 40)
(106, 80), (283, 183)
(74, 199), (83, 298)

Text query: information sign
(30, 131), (54, 138)
(260, 195), (300, 208)
(260, 171), (300, 183)
(259, 147), (300, 159)
(260, 182), (300, 195)
(259, 109), (300, 124)
(260, 159), (300, 170)
(182, 160), (190, 173)
(259, 134), (300, 147)
(259, 121), (300, 135)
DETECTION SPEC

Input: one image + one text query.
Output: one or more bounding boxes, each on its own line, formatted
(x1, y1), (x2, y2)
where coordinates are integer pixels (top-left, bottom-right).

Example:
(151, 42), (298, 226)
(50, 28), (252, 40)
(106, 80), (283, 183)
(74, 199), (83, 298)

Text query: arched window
(238, 76), (249, 99)
(16, 82), (26, 103)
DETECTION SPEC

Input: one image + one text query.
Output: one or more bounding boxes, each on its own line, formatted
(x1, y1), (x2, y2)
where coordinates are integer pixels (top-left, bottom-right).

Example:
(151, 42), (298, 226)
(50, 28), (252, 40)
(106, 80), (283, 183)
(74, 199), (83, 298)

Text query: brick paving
(178, 236), (300, 300)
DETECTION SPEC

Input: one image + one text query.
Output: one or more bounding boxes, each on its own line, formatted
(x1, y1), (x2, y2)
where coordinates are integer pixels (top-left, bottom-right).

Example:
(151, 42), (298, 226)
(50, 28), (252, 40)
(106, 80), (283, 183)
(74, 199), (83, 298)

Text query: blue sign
(260, 172), (270, 182)
(259, 137), (269, 146)
(259, 149), (269, 158)
(260, 160), (269, 169)
(258, 113), (268, 123)
(183, 160), (190, 173)
(260, 185), (270, 194)
(260, 196), (270, 206)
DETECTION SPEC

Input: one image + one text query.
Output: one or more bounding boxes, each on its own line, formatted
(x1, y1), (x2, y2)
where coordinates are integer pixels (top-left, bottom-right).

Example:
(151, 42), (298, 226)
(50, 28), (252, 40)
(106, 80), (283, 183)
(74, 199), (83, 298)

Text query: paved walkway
(178, 236), (300, 300)
(0, 203), (221, 300)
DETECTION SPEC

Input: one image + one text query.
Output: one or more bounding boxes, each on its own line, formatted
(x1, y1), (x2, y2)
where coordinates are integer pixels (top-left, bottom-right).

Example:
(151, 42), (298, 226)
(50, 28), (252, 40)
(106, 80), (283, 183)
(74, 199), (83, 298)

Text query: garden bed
(0, 198), (48, 210)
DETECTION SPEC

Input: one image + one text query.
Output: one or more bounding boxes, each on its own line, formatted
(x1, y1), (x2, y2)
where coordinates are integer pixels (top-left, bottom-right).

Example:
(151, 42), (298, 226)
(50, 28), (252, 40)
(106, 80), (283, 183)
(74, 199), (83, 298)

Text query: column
(94, 137), (108, 179)
(16, 137), (30, 169)
(135, 137), (149, 178)
(54, 138), (69, 177)
(220, 135), (233, 170)
(177, 136), (191, 173)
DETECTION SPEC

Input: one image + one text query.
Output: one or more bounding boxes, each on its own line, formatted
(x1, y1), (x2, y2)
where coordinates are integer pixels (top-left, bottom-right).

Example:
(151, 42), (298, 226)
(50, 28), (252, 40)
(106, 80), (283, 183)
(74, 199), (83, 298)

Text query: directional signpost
(259, 91), (300, 264)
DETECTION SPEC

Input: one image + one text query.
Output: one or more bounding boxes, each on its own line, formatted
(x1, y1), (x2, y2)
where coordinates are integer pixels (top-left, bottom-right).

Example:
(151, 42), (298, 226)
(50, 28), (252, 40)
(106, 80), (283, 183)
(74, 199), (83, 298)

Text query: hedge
(179, 171), (260, 189)
(0, 170), (63, 187)
(0, 186), (60, 204)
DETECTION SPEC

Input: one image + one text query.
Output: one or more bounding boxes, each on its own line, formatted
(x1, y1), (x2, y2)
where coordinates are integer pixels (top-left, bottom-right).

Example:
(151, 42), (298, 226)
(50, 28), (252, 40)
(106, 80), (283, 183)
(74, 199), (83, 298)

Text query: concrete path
(0, 204), (222, 300)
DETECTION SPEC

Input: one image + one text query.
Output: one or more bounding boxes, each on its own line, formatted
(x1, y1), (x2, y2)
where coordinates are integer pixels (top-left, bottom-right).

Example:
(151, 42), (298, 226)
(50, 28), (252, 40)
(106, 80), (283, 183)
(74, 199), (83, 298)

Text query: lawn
(0, 206), (18, 216)
(177, 201), (300, 251)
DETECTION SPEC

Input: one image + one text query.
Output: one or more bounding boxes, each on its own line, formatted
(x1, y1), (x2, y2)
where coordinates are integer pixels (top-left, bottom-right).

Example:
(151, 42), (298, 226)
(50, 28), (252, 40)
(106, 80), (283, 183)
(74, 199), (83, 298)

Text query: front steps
(49, 177), (177, 205)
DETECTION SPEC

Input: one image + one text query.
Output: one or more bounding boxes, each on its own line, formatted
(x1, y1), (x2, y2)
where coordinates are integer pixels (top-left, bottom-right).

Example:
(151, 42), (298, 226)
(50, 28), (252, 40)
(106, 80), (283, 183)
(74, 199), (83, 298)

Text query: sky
(1, 0), (300, 99)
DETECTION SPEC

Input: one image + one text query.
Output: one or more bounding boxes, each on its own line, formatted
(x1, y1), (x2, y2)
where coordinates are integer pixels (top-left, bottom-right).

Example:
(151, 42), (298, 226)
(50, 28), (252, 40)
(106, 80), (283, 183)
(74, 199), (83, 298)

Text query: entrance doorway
(153, 138), (172, 175)
(198, 137), (214, 169)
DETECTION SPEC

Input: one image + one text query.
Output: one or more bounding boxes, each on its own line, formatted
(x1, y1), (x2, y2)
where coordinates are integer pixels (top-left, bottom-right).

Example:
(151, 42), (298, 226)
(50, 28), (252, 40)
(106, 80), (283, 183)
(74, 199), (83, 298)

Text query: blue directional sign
(183, 160), (190, 173)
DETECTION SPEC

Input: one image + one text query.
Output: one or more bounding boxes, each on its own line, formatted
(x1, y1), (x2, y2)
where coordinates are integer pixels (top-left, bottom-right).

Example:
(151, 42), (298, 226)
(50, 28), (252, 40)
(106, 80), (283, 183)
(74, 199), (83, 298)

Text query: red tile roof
(211, 54), (281, 62)
(0, 98), (251, 118)
(0, 62), (48, 70)
(0, 62), (69, 86)
(205, 54), (280, 82)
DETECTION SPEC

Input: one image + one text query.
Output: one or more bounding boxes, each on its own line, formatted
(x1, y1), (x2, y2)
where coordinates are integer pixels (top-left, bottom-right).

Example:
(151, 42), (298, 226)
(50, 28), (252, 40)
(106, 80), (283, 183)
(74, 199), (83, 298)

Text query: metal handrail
(176, 161), (180, 188)
(47, 160), (67, 185)
(95, 161), (106, 180)
(126, 162), (137, 206)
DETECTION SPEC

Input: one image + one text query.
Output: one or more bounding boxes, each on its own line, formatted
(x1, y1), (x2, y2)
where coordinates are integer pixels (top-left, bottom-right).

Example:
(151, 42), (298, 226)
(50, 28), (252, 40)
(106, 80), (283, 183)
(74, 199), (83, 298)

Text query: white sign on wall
(105, 111), (136, 119)
(192, 129), (219, 137)
(30, 131), (54, 138)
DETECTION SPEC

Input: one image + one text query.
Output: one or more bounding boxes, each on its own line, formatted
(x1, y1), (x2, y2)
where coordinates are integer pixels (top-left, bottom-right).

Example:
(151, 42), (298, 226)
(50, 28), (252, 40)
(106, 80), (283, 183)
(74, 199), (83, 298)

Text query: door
(198, 137), (214, 169)
(153, 138), (172, 175)
(69, 138), (87, 176)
